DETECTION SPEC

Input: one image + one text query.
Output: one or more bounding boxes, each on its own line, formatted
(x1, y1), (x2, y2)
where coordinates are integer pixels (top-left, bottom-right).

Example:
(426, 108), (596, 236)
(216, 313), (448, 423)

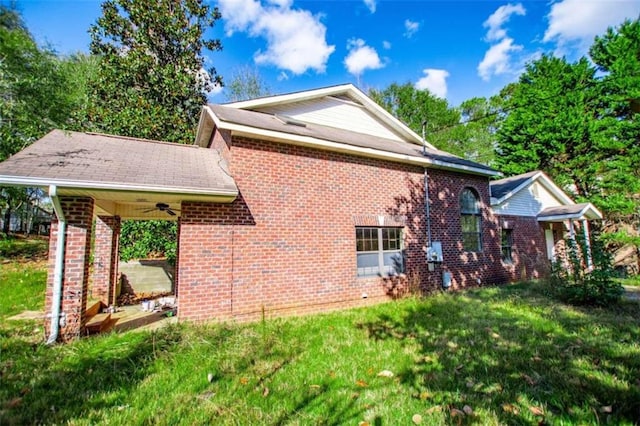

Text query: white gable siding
(253, 96), (406, 142)
(493, 181), (565, 216)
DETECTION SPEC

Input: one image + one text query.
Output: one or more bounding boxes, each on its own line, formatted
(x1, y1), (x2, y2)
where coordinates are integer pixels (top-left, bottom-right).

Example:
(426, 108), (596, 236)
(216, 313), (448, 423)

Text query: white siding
(254, 96), (406, 142)
(493, 181), (565, 216)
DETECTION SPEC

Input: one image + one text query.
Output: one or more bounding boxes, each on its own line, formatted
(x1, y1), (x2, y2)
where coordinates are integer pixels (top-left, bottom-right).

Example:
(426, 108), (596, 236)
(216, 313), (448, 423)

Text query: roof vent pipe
(47, 185), (66, 345)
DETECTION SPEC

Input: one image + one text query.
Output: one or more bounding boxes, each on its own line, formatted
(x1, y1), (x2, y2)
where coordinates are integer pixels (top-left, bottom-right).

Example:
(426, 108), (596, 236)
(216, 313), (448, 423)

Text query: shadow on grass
(0, 324), (183, 424)
(358, 284), (640, 424)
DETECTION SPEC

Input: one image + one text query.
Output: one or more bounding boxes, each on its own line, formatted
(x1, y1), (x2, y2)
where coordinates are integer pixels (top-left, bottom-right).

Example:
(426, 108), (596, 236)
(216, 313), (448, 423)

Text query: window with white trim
(460, 188), (482, 252)
(356, 227), (404, 277)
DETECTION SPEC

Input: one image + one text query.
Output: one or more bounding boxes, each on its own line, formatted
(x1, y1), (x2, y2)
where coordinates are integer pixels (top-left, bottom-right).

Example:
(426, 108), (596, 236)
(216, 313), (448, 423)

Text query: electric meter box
(426, 242), (443, 263)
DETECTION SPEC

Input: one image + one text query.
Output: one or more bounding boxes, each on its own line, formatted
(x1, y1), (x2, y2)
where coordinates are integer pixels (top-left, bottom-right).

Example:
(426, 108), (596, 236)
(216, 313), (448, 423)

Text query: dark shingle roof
(490, 171), (540, 200)
(0, 130), (237, 195)
(537, 203), (595, 219)
(209, 104), (497, 174)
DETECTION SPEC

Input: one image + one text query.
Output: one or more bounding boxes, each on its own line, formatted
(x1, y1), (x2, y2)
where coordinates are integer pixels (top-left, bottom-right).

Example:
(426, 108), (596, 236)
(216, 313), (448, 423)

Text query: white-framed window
(356, 227), (404, 277)
(460, 188), (482, 252)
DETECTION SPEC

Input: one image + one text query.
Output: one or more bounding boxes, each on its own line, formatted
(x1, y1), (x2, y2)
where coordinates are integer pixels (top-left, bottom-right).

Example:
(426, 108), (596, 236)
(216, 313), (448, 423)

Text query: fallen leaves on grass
(529, 405), (544, 416)
(412, 413), (423, 424)
(502, 403), (520, 415)
(356, 379), (368, 387)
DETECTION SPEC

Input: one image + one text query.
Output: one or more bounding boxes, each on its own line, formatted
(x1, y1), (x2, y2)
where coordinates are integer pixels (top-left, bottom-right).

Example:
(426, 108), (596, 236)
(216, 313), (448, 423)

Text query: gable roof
(537, 203), (603, 221)
(197, 84), (499, 177)
(0, 130), (238, 216)
(490, 170), (603, 220)
(205, 104), (499, 176)
(490, 170), (574, 205)
(222, 84), (432, 149)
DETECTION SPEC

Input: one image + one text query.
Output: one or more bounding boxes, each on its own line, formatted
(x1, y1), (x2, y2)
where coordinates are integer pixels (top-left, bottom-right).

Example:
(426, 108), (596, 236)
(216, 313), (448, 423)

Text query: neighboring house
(491, 171), (603, 280)
(1, 201), (52, 235)
(0, 84), (602, 341)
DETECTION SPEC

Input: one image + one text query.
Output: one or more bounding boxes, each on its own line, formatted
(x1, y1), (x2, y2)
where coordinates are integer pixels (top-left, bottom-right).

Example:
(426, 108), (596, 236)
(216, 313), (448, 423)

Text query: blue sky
(16, 0), (640, 106)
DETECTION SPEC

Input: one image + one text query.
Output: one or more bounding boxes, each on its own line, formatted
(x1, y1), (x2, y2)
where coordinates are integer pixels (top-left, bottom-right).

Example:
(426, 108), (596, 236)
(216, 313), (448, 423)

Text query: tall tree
(0, 6), (88, 234)
(369, 83), (496, 164)
(494, 55), (600, 198)
(88, 0), (223, 144)
(588, 19), (640, 220)
(225, 65), (271, 102)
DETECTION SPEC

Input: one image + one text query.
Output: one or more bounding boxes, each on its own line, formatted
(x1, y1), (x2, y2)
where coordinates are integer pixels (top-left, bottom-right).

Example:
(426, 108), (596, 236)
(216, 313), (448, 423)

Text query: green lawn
(1, 260), (639, 425)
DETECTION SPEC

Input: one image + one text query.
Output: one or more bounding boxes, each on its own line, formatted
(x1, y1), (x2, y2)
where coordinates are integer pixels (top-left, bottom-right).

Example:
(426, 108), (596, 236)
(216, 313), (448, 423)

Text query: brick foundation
(45, 197), (94, 342)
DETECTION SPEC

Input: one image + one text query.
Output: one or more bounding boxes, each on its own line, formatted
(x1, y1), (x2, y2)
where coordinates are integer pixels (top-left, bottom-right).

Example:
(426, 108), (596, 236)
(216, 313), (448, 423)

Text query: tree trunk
(3, 207), (11, 235)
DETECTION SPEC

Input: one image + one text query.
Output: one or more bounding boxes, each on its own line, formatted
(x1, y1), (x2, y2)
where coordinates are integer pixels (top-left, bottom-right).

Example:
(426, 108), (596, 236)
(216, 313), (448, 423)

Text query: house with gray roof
(0, 84), (602, 341)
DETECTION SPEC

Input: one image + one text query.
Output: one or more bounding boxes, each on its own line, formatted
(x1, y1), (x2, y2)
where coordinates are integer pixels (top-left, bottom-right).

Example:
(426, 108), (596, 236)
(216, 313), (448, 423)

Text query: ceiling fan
(140, 202), (180, 216)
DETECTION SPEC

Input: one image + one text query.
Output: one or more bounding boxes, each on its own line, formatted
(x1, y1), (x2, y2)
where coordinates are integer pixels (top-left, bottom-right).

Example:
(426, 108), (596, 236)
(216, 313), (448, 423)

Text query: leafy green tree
(588, 19), (640, 220)
(494, 55), (600, 198)
(225, 65), (271, 102)
(88, 0), (224, 259)
(589, 19), (640, 269)
(87, 0), (223, 144)
(0, 6), (89, 235)
(369, 83), (496, 165)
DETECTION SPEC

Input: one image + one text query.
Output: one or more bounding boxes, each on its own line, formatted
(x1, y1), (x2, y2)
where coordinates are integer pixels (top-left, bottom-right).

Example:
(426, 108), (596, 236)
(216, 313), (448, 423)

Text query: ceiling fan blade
(141, 208), (157, 213)
(166, 209), (177, 216)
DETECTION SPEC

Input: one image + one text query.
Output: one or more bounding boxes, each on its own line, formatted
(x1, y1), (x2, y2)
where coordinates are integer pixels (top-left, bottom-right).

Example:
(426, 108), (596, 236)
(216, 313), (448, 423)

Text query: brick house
(0, 84), (601, 341)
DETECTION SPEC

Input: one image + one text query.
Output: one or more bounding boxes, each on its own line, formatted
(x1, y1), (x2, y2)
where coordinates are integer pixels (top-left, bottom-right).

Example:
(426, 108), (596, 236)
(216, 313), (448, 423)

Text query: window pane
(356, 228), (378, 252)
(461, 189), (479, 214)
(461, 215), (479, 233)
(383, 251), (404, 275)
(357, 253), (380, 277)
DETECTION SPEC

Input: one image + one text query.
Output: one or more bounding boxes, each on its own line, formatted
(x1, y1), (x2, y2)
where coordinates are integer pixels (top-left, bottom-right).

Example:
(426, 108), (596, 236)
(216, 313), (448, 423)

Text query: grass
(1, 251), (640, 424)
(618, 276), (640, 287)
(0, 235), (48, 261)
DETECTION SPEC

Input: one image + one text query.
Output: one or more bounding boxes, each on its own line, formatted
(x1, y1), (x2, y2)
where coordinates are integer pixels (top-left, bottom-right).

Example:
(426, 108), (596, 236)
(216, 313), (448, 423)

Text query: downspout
(46, 185), (66, 345)
(422, 121), (432, 246)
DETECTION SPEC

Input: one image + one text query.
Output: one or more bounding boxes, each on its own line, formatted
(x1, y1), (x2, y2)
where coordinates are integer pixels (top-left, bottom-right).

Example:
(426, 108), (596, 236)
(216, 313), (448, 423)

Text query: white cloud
(415, 69), (450, 98)
(477, 37), (523, 81)
(483, 3), (526, 41)
(543, 0), (640, 52)
(363, 0), (376, 13)
(404, 19), (420, 38)
(344, 38), (384, 76)
(477, 3), (525, 81)
(218, 0), (335, 74)
(382, 40), (392, 50)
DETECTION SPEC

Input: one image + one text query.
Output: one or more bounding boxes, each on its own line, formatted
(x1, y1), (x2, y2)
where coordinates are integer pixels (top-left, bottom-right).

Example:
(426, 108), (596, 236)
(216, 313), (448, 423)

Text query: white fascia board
(537, 204), (603, 222)
(536, 172), (575, 205)
(224, 84), (435, 150)
(492, 172), (541, 205)
(224, 84), (356, 109)
(0, 176), (238, 199)
(193, 109), (208, 147)
(208, 110), (499, 177)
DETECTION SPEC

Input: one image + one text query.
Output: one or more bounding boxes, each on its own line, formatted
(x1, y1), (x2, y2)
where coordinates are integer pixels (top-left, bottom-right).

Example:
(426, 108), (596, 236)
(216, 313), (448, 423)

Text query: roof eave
(208, 111), (499, 177)
(0, 175), (239, 202)
(220, 85), (436, 150)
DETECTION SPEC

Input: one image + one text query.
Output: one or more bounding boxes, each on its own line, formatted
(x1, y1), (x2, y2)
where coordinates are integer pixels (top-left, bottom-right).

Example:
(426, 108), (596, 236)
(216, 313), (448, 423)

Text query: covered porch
(0, 130), (238, 342)
(537, 202), (604, 268)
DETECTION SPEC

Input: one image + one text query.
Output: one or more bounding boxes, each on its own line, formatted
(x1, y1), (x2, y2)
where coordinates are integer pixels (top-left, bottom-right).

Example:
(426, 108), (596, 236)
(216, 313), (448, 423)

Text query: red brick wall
(497, 215), (550, 281)
(425, 169), (506, 288)
(45, 197), (94, 342)
(178, 133), (509, 322)
(92, 215), (120, 305)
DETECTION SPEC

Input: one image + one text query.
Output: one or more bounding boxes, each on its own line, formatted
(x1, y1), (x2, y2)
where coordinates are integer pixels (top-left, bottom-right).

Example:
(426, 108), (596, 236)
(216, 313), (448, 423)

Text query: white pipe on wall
(46, 185), (66, 345)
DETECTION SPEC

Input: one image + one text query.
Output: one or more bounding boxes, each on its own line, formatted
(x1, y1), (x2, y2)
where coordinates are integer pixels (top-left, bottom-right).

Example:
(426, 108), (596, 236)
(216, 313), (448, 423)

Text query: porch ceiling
(0, 130), (239, 220)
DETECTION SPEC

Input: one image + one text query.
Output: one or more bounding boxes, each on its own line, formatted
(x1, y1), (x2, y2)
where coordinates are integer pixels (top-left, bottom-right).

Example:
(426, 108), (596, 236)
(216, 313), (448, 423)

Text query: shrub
(549, 232), (623, 306)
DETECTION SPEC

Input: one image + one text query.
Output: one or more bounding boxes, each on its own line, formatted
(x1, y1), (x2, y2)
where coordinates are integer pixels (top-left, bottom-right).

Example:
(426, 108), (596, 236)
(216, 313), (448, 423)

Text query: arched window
(460, 188), (482, 252)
